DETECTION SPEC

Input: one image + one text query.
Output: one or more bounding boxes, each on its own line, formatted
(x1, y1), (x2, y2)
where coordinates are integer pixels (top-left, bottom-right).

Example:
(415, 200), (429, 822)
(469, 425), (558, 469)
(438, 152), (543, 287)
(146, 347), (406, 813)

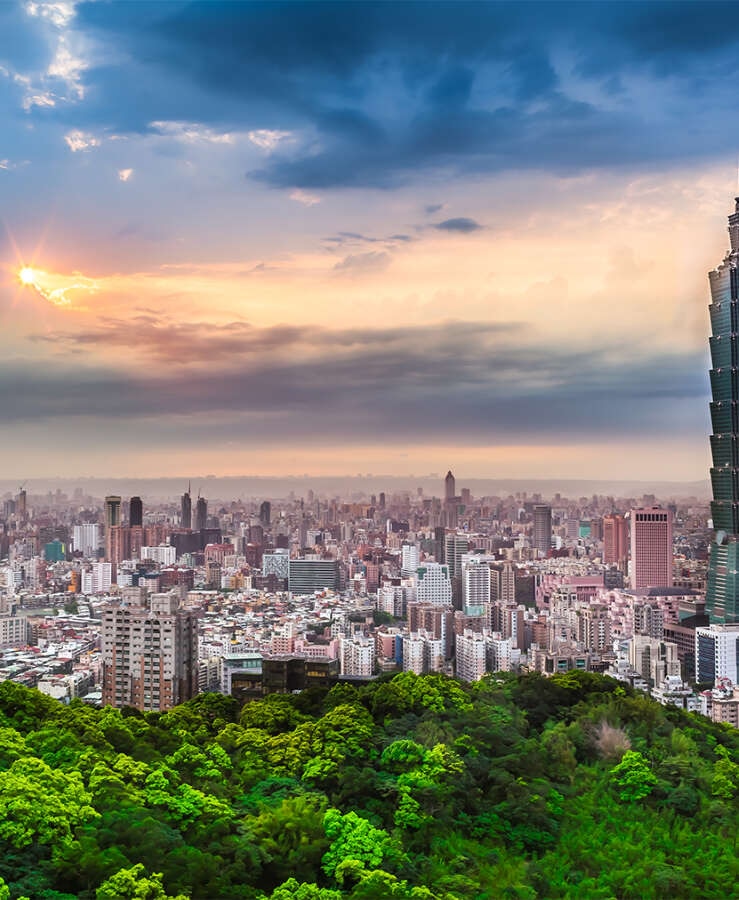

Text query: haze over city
(1, 2), (737, 480)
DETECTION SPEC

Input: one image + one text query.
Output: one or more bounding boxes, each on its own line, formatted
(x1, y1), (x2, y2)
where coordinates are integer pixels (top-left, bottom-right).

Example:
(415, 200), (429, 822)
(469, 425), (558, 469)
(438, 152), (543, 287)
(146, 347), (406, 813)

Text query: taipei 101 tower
(706, 197), (739, 622)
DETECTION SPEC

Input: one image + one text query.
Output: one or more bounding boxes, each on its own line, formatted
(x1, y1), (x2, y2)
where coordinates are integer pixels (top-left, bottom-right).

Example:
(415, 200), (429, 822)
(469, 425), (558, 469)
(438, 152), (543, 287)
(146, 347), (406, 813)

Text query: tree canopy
(0, 672), (736, 898)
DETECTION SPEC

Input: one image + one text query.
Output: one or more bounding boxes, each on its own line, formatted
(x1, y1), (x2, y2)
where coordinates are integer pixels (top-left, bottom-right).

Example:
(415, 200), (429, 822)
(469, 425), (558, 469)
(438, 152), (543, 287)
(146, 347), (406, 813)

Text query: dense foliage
(0, 671), (737, 899)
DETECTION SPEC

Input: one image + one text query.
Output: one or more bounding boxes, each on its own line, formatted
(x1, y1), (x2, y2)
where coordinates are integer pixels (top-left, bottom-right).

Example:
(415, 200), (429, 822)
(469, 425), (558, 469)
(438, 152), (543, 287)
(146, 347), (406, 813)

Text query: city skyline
(1, 2), (736, 479)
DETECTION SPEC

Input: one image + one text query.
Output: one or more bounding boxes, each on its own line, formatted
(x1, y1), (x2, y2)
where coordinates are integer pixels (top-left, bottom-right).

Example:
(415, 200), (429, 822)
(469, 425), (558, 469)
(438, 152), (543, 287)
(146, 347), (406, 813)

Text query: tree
(269, 879), (342, 900)
(610, 750), (658, 802)
(0, 756), (98, 850)
(96, 865), (187, 900)
(322, 809), (401, 885)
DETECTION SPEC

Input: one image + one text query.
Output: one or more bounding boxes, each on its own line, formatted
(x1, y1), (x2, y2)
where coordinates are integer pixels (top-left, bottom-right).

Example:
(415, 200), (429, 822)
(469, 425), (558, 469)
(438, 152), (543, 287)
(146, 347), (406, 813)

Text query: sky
(0, 0), (737, 482)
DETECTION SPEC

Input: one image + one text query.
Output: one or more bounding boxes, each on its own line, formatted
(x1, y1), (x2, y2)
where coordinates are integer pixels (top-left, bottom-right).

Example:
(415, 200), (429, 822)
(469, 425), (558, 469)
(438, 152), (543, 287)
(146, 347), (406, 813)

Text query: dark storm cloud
(49, 1), (739, 189)
(434, 218), (483, 233)
(20, 318), (707, 443)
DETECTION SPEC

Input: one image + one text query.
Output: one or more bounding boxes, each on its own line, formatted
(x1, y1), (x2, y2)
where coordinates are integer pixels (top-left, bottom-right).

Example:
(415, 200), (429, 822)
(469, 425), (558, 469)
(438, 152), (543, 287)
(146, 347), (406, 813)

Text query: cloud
(25, 2), (76, 29)
(64, 128), (99, 151)
(117, 167), (133, 181)
(47, 38), (86, 99)
(323, 231), (413, 249)
(289, 188), (320, 206)
(433, 217), (483, 233)
(18, 317), (706, 446)
(333, 250), (391, 274)
(58, 1), (739, 191)
(148, 120), (235, 144)
(248, 129), (293, 150)
(425, 203), (445, 215)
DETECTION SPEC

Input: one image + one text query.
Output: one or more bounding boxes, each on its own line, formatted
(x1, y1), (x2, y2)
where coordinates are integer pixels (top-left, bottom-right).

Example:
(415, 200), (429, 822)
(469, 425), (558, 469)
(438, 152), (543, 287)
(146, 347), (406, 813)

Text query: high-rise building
(195, 496), (208, 532)
(603, 514), (629, 570)
(455, 629), (488, 682)
(433, 526), (445, 563)
(104, 495), (121, 529)
(401, 542), (419, 577)
(16, 488), (27, 521)
(104, 496), (122, 562)
(695, 624), (739, 685)
(444, 470), (456, 501)
(462, 560), (490, 613)
(630, 507), (673, 590)
(181, 486), (192, 530)
(707, 199), (739, 622)
(415, 562), (452, 606)
(129, 496), (143, 528)
(73, 523), (100, 558)
(288, 558), (340, 595)
(259, 500), (271, 527)
(444, 533), (469, 579)
(101, 592), (199, 711)
(532, 505), (552, 555)
(339, 634), (375, 677)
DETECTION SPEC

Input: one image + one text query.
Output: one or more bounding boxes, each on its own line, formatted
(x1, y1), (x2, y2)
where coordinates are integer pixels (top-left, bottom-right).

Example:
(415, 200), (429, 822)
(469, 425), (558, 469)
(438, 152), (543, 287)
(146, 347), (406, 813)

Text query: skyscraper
(603, 514), (629, 570)
(104, 495), (121, 528)
(104, 495), (121, 562)
(533, 504), (552, 555)
(630, 507), (673, 590)
(195, 496), (208, 531)
(259, 500), (271, 527)
(707, 199), (739, 622)
(444, 470), (455, 501)
(181, 485), (192, 530)
(129, 496), (143, 527)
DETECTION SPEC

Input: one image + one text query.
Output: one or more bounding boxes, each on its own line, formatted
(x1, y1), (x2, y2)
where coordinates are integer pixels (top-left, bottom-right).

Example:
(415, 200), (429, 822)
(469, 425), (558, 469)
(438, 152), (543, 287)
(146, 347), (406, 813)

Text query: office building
(603, 514), (629, 570)
(262, 548), (290, 580)
(288, 558), (340, 595)
(630, 507), (673, 590)
(16, 489), (26, 521)
(104, 495), (121, 561)
(707, 198), (739, 621)
(401, 542), (419, 577)
(415, 562), (452, 606)
(533, 505), (552, 555)
(181, 487), (192, 530)
(259, 501), (271, 527)
(695, 624), (739, 685)
(444, 534), (469, 606)
(101, 592), (199, 711)
(129, 496), (143, 528)
(73, 523), (100, 558)
(194, 497), (208, 532)
(104, 495), (121, 528)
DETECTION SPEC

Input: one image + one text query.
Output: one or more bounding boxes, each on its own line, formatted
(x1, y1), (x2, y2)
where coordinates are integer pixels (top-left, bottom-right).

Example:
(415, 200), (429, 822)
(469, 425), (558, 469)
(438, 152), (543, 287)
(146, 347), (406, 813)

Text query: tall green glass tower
(706, 198), (739, 622)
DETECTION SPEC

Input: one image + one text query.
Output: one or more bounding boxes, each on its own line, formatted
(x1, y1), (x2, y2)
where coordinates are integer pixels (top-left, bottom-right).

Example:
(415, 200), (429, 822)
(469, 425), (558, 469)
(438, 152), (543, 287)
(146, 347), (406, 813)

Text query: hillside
(0, 672), (736, 899)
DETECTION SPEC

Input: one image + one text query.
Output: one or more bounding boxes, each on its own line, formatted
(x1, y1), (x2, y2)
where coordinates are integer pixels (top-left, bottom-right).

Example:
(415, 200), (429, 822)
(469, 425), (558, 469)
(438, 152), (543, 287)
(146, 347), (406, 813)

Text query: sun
(18, 267), (36, 286)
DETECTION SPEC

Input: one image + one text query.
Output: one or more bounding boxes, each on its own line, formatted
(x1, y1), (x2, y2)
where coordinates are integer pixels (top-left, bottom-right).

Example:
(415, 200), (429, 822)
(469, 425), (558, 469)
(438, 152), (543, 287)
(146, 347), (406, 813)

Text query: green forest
(0, 671), (736, 899)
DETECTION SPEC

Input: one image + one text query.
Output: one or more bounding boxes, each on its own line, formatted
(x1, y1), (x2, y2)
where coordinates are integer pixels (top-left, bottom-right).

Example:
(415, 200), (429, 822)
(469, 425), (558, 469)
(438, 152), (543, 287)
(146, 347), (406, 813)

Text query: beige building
(101, 592), (199, 711)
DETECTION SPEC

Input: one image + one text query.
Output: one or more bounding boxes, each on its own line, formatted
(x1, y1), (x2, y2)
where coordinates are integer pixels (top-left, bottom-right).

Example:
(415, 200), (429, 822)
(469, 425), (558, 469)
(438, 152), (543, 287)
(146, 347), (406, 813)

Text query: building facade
(101, 592), (199, 711)
(630, 507), (673, 590)
(707, 198), (739, 622)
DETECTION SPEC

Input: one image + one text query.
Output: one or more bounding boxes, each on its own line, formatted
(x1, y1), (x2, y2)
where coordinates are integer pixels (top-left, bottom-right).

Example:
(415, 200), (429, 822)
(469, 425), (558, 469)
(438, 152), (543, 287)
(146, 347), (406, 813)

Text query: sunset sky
(0, 1), (736, 480)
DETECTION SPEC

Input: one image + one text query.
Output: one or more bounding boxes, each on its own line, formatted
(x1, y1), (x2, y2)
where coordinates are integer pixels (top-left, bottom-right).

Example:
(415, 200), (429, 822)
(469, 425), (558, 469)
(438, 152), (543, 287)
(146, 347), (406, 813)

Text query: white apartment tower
(415, 563), (452, 606)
